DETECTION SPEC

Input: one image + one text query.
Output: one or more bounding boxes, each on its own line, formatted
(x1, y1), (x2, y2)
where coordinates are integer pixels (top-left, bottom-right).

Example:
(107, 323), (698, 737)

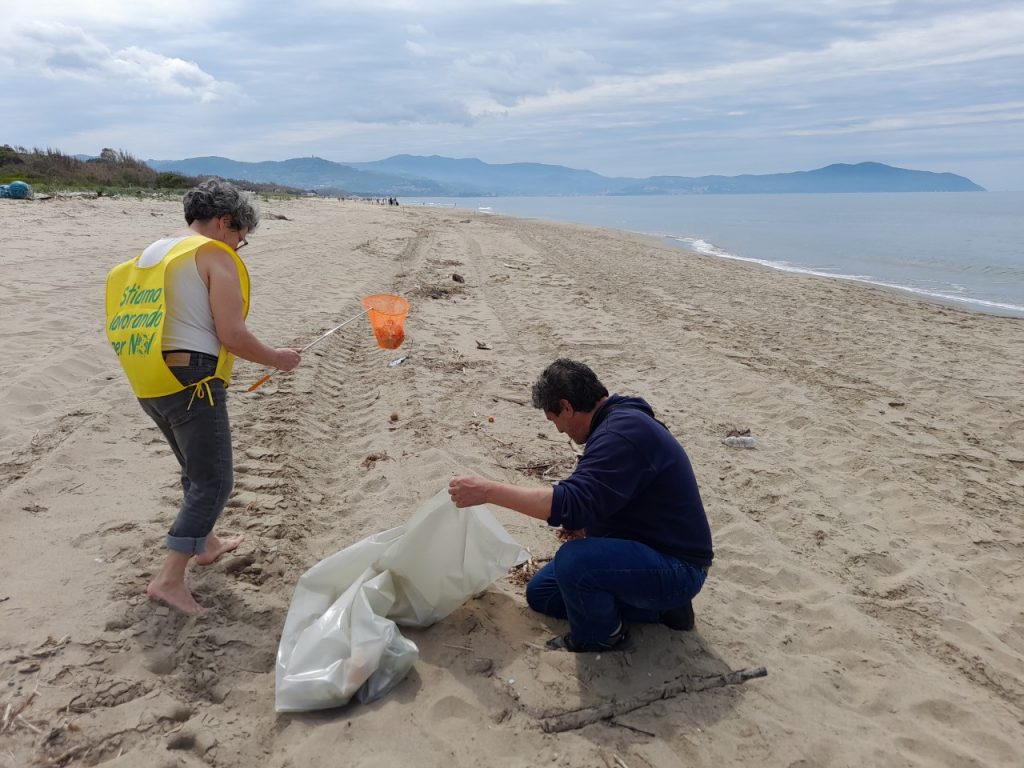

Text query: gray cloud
(1, 1), (1021, 188)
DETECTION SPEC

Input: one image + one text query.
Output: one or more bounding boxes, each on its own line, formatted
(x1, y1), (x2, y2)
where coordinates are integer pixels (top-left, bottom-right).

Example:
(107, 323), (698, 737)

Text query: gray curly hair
(531, 359), (609, 415)
(183, 178), (260, 232)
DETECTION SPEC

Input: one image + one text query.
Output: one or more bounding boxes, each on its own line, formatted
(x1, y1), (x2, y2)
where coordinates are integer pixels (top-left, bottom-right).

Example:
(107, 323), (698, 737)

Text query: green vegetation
(0, 145), (302, 198)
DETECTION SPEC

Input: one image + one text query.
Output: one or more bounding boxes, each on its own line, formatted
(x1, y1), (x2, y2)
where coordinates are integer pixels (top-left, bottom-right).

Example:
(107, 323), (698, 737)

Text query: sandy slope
(1, 196), (1022, 767)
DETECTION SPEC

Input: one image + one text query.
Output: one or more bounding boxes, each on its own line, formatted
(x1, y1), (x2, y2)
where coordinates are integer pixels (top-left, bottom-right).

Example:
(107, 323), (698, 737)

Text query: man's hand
(448, 475), (492, 508)
(274, 347), (302, 372)
(556, 527), (586, 542)
(448, 475), (554, 521)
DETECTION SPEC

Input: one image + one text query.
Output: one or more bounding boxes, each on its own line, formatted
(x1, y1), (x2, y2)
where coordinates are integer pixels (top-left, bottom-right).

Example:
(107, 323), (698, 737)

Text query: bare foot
(195, 533), (245, 566)
(147, 579), (204, 616)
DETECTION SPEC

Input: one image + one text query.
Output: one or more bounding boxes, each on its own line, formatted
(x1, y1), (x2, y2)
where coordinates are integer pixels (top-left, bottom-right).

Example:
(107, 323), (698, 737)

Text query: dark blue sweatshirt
(548, 394), (714, 568)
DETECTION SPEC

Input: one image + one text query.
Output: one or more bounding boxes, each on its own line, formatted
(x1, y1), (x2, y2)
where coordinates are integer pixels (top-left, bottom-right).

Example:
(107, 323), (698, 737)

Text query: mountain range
(144, 155), (985, 196)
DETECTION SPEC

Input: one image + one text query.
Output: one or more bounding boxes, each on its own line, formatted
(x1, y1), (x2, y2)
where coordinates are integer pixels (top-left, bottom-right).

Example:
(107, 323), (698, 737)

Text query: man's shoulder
(601, 401), (658, 430)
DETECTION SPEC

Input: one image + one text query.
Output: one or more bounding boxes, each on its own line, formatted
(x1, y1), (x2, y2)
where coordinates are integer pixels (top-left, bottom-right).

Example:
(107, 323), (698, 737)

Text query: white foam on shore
(667, 236), (1024, 318)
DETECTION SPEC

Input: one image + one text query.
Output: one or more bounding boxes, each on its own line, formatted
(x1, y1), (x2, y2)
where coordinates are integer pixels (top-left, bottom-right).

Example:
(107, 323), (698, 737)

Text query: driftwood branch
(539, 666), (767, 733)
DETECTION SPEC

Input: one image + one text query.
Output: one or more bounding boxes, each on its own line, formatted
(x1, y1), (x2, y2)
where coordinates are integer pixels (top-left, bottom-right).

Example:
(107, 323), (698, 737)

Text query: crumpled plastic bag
(275, 489), (528, 712)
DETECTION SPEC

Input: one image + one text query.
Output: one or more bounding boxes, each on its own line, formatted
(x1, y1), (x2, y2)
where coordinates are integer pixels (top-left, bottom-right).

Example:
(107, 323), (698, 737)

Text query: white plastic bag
(275, 489), (528, 712)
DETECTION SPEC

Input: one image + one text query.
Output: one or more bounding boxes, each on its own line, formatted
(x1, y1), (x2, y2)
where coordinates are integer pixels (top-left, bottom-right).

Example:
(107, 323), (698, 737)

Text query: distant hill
(616, 162), (985, 194)
(145, 155), (985, 196)
(146, 156), (446, 196)
(346, 154), (627, 195)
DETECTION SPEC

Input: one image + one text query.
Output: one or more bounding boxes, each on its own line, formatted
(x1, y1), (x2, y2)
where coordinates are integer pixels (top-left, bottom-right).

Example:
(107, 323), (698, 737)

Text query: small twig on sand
(609, 719), (656, 737)
(51, 743), (90, 765)
(539, 666), (767, 733)
(491, 394), (527, 406)
(512, 461), (563, 472)
(1, 675), (39, 734)
(16, 714), (44, 734)
(443, 644), (474, 652)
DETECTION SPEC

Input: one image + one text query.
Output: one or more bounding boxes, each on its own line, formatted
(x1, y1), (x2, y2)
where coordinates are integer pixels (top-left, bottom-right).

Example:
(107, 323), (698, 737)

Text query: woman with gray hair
(105, 178), (302, 615)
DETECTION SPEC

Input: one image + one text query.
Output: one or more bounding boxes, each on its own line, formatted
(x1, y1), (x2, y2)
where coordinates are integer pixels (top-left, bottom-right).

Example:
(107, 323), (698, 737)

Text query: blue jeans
(525, 537), (708, 644)
(137, 353), (233, 556)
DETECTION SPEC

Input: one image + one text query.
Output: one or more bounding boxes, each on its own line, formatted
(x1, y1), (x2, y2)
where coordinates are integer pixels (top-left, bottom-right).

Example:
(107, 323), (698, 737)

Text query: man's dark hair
(531, 359), (609, 415)
(183, 178), (260, 232)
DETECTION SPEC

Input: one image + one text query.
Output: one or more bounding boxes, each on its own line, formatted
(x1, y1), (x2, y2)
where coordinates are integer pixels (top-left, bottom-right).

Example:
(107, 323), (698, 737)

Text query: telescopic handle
(247, 373), (274, 392)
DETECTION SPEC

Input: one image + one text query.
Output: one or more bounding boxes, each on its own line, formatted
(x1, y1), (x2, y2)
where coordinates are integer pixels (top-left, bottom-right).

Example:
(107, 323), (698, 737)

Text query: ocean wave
(666, 236), (1024, 318)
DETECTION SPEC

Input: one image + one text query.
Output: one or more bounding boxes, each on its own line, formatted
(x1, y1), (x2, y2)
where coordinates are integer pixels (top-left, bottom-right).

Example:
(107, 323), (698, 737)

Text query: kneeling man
(449, 358), (713, 652)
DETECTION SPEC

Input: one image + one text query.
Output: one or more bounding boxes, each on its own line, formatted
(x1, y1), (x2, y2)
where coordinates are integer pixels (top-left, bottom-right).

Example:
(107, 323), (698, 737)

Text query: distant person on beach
(105, 179), (301, 615)
(448, 359), (713, 652)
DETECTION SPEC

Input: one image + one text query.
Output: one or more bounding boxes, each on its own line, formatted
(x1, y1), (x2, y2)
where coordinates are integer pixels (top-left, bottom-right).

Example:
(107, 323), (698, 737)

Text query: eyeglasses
(236, 238), (248, 250)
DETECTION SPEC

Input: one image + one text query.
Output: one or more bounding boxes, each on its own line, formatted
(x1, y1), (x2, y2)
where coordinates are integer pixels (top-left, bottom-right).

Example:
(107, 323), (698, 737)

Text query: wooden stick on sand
(539, 666), (767, 733)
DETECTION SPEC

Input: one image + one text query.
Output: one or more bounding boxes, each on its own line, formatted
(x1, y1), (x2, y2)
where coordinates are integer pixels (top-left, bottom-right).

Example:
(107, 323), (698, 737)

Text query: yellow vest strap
(187, 376), (218, 410)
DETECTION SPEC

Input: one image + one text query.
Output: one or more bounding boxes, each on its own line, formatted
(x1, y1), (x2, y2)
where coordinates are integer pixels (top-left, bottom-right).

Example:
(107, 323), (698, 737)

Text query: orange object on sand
(362, 294), (410, 350)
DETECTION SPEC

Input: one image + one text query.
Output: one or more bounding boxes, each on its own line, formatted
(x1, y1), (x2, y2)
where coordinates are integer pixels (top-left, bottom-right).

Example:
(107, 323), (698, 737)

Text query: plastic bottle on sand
(721, 435), (757, 448)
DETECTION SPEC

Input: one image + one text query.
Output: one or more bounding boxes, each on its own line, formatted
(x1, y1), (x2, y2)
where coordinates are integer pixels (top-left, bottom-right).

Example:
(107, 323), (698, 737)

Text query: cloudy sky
(3, 1), (1022, 189)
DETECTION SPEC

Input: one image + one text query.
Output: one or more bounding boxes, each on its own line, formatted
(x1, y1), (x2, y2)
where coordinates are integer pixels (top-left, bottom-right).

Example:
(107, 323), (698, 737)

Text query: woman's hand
(274, 347), (302, 372)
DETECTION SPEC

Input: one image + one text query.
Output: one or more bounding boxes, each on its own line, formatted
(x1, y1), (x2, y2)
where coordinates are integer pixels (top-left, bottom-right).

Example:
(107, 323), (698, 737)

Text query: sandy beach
(1, 195), (1022, 768)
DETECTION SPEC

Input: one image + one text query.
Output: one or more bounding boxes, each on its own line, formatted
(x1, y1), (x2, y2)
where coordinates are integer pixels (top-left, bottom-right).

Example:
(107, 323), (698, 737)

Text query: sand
(1, 195), (1022, 768)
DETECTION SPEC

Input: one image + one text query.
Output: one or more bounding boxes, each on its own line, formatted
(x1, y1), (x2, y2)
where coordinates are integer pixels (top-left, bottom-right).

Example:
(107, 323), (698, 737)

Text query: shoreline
(407, 194), (1024, 320)
(2, 196), (1022, 767)
(659, 235), (1024, 320)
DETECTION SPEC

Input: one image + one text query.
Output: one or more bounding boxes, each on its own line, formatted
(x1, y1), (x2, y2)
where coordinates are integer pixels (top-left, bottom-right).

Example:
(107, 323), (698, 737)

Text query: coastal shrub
(0, 145), (305, 196)
(0, 144), (25, 166)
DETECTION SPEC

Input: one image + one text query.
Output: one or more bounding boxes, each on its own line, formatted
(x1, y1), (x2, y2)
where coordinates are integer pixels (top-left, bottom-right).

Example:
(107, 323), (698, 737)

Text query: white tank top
(139, 237), (221, 356)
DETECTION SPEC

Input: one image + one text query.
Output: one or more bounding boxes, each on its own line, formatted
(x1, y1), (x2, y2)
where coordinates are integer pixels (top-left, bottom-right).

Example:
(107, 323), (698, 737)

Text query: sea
(406, 193), (1024, 318)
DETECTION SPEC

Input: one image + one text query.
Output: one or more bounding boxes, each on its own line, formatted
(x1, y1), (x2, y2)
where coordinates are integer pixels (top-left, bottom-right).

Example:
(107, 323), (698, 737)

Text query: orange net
(362, 294), (410, 350)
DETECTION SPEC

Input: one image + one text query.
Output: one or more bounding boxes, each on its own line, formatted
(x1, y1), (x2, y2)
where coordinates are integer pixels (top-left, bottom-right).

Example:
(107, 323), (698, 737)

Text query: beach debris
(411, 283), (465, 300)
(389, 412), (399, 422)
(452, 273), (465, 283)
(475, 340), (492, 350)
(507, 555), (550, 587)
(488, 415), (495, 423)
(510, 457), (575, 479)
(361, 451), (390, 469)
(388, 355), (408, 367)
(722, 435), (757, 448)
(538, 666), (767, 733)
(267, 212), (292, 220)
(489, 394), (527, 407)
(722, 427), (757, 448)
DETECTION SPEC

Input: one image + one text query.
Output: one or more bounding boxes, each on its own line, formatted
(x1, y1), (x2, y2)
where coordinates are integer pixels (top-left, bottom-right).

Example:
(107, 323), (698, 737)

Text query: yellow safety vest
(105, 235), (250, 400)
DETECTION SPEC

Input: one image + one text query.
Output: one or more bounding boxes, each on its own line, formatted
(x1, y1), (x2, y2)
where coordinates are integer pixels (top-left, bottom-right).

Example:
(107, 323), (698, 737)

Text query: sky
(3, 1), (1023, 190)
